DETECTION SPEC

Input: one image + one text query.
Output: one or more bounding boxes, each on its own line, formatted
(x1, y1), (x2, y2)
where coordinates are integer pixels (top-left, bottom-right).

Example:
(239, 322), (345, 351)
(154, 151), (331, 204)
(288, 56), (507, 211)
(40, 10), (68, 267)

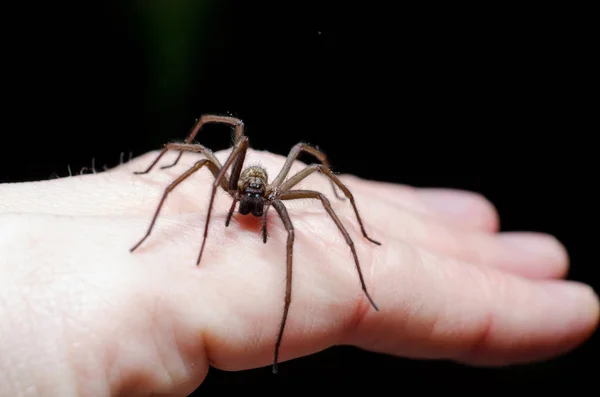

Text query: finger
(340, 242), (599, 366)
(415, 188), (500, 233)
(340, 177), (500, 234)
(346, 203), (569, 279)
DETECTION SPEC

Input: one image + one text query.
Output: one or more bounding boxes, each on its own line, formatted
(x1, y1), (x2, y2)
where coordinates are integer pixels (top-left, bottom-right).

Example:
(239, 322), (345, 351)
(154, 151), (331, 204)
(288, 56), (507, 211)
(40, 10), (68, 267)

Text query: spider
(130, 114), (381, 373)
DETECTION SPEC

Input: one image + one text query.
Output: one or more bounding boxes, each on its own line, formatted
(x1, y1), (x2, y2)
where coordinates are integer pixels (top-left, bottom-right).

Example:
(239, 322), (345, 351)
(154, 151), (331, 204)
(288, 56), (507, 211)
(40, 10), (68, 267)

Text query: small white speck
(317, 31), (322, 35)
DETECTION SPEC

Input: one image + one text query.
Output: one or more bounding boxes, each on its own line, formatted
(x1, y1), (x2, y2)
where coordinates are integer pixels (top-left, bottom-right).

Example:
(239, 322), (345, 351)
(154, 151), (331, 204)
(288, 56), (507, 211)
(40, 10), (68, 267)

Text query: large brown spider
(130, 114), (381, 373)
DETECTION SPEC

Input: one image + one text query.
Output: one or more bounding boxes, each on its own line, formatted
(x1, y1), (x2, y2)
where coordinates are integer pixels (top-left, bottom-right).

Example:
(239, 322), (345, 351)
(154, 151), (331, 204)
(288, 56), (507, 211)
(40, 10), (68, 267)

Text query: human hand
(0, 149), (597, 396)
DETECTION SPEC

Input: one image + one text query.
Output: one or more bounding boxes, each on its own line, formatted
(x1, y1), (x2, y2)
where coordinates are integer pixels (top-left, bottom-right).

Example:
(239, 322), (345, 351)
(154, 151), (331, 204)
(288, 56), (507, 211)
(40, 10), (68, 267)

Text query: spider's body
(130, 114), (381, 374)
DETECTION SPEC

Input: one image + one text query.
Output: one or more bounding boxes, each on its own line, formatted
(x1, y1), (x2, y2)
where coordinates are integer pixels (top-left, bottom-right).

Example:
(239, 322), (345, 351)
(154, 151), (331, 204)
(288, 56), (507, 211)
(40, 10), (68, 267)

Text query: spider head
(238, 166), (268, 217)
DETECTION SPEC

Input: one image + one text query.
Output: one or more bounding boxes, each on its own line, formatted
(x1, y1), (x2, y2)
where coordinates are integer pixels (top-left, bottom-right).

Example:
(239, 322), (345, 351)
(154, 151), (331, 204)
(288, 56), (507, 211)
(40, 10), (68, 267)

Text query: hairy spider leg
(269, 142), (346, 200)
(161, 115), (245, 170)
(270, 199), (294, 374)
(129, 158), (224, 252)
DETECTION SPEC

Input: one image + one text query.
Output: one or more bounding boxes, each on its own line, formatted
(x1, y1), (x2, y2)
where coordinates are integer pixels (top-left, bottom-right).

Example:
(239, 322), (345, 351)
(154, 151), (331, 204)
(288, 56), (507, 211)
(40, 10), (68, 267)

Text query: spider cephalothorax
(130, 114), (381, 373)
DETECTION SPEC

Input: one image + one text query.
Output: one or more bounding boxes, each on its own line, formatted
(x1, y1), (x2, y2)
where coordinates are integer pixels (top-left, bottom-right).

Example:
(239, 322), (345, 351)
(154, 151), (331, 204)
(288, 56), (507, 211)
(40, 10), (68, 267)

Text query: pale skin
(0, 149), (597, 396)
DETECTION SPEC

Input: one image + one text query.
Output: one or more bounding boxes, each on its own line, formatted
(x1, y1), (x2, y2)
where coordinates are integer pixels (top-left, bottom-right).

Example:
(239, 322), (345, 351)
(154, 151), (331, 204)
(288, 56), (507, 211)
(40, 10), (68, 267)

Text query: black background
(0, 1), (596, 392)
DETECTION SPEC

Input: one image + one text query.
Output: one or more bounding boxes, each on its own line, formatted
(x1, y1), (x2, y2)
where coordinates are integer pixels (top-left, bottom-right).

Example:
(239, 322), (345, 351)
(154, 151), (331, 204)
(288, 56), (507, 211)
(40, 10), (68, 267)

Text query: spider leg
(270, 199), (294, 374)
(130, 159), (222, 252)
(279, 190), (379, 311)
(161, 115), (245, 170)
(261, 202), (272, 243)
(279, 164), (381, 245)
(197, 136), (249, 265)
(225, 195), (239, 227)
(269, 142), (345, 200)
(134, 142), (224, 181)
